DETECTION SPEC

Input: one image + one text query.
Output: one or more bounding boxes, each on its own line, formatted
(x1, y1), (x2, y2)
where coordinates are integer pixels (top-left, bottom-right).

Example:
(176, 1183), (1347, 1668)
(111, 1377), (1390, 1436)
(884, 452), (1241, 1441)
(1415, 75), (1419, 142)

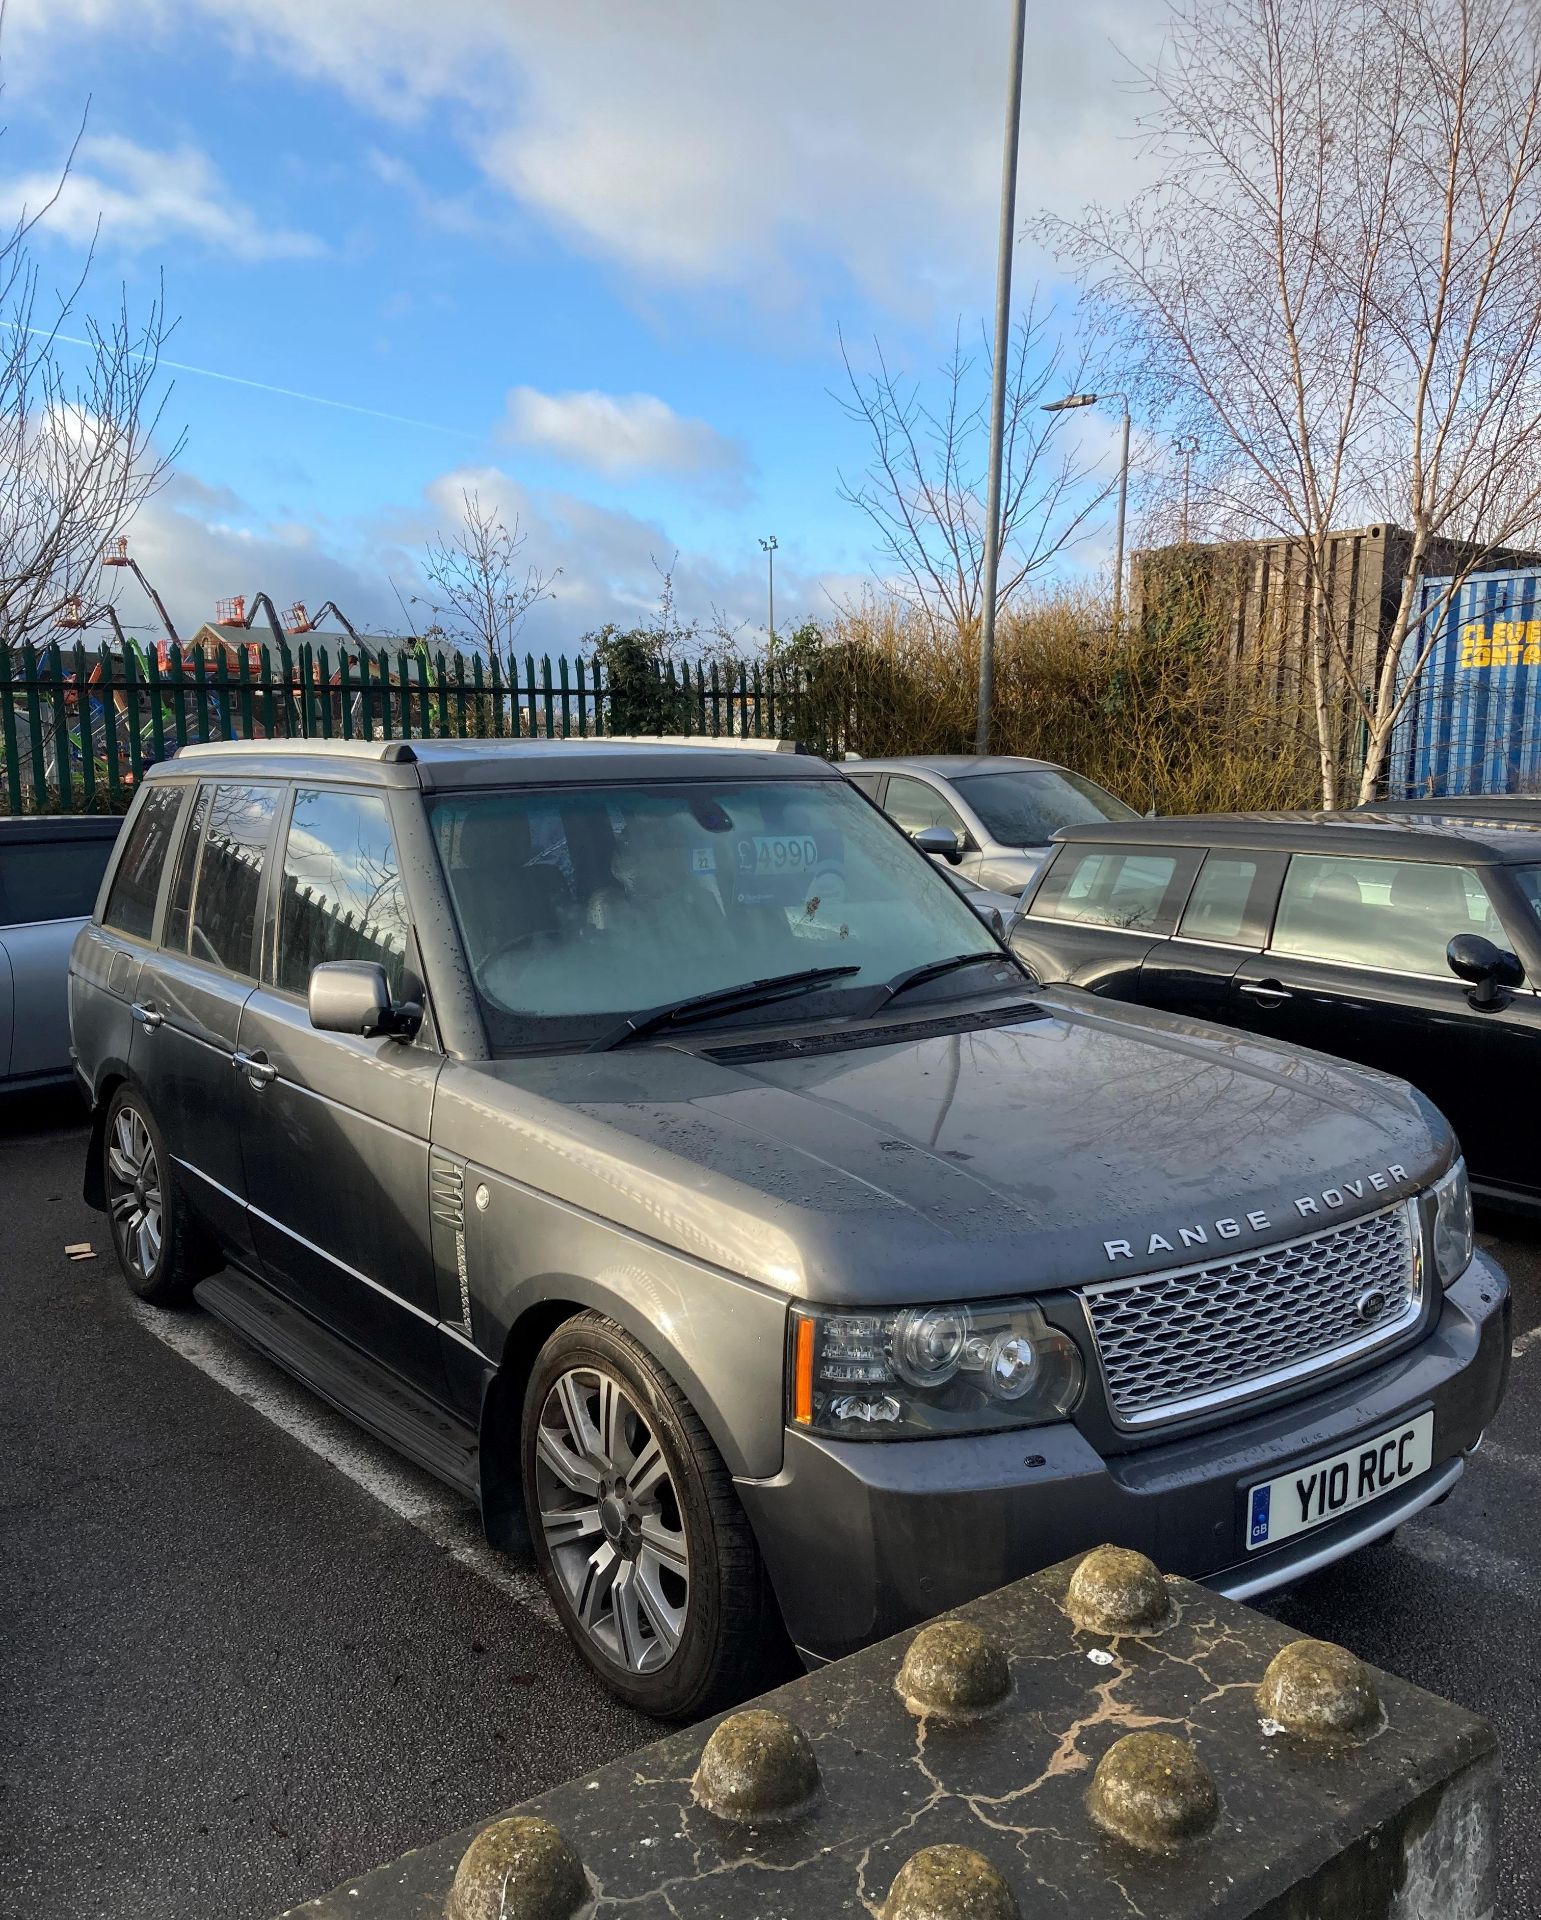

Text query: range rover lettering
(71, 743), (1509, 1716)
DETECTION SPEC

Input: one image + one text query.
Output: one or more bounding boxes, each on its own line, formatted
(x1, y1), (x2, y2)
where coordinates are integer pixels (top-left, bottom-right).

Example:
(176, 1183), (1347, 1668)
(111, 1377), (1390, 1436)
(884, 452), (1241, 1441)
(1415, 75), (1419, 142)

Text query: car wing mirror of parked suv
(308, 961), (423, 1038)
(911, 824), (963, 864)
(1447, 932), (1525, 1008)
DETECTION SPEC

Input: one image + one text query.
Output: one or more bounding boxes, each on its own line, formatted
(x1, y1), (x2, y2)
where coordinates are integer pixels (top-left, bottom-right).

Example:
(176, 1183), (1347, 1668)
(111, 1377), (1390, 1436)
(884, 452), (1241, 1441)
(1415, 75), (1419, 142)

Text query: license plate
(1245, 1410), (1433, 1551)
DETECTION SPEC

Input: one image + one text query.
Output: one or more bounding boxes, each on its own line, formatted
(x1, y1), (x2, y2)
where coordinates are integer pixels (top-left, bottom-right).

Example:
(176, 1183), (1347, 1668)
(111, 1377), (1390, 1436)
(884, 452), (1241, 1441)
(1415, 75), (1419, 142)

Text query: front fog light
(1431, 1158), (1474, 1288)
(791, 1298), (1083, 1439)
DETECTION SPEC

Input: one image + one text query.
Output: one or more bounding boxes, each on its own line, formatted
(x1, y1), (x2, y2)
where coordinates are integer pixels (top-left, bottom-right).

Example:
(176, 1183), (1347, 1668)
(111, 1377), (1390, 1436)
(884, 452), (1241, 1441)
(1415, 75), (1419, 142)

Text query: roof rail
(171, 739), (417, 764)
(593, 734), (818, 753)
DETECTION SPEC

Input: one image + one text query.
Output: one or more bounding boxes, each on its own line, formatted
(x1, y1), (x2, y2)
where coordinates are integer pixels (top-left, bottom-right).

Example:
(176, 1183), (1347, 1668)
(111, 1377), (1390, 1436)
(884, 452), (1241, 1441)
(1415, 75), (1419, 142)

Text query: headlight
(1431, 1158), (1474, 1289)
(789, 1299), (1083, 1438)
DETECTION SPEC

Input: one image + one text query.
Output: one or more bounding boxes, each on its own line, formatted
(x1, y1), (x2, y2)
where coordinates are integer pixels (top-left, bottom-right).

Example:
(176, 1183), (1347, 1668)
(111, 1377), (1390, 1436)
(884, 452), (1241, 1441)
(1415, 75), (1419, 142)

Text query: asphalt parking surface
(4, 1092), (1540, 1919)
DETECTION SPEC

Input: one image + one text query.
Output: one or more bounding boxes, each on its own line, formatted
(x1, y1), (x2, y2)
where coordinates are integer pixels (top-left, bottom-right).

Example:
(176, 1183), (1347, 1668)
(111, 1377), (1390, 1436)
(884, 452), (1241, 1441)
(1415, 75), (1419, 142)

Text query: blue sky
(5, 0), (1157, 652)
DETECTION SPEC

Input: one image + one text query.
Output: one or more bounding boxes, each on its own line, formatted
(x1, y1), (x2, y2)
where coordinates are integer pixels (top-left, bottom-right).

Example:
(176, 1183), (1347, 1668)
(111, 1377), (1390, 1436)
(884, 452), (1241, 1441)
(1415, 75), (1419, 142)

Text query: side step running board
(195, 1269), (481, 1500)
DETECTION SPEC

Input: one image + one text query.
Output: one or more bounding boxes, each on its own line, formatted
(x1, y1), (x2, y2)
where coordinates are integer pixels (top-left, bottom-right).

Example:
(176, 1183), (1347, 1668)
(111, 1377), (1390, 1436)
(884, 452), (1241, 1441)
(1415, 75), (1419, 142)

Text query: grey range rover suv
(70, 739), (1509, 1717)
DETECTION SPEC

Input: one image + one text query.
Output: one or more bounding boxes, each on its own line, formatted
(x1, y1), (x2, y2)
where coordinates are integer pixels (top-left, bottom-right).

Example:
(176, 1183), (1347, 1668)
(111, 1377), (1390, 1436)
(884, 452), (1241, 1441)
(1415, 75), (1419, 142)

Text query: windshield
(1514, 866), (1541, 930)
(429, 777), (1004, 1051)
(953, 768), (1137, 846)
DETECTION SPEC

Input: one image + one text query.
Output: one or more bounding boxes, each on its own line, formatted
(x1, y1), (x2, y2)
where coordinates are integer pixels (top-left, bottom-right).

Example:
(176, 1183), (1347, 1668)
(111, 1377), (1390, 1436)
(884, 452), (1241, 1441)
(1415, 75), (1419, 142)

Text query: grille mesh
(1083, 1205), (1418, 1426)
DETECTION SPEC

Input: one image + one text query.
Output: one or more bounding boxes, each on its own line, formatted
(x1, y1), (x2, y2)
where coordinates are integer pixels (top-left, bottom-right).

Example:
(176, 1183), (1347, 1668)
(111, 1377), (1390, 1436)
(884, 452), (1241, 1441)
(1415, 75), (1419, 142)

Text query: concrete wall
(278, 1549), (1497, 1920)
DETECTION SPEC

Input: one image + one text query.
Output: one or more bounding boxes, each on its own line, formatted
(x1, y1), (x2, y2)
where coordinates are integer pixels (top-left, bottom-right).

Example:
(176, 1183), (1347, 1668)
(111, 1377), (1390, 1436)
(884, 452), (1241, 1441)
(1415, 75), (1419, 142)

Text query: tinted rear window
(186, 784), (280, 976)
(1, 833), (117, 925)
(1030, 846), (1180, 932)
(103, 788), (186, 940)
(1180, 855), (1261, 944)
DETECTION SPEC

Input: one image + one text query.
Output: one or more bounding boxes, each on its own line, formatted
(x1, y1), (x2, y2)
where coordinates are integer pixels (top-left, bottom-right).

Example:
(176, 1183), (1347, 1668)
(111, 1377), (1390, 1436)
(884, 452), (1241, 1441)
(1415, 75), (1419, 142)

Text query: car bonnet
(439, 991), (1448, 1306)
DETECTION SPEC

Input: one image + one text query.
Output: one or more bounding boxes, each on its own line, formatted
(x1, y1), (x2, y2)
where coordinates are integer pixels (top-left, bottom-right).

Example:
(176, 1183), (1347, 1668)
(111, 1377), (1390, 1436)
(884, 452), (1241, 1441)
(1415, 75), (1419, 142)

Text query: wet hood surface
(441, 990), (1450, 1304)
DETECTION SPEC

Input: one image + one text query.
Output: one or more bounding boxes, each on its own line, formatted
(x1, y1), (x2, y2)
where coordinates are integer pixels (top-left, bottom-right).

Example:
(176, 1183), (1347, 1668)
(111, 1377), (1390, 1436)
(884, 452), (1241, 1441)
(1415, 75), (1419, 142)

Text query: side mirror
(912, 825), (963, 865)
(308, 961), (422, 1038)
(963, 898), (1006, 940)
(1447, 933), (1524, 1008)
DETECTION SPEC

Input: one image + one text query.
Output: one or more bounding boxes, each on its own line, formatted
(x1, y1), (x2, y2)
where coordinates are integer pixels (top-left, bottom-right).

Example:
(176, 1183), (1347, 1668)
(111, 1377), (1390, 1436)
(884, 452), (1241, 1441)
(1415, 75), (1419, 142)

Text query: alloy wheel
(107, 1106), (163, 1282)
(534, 1367), (690, 1674)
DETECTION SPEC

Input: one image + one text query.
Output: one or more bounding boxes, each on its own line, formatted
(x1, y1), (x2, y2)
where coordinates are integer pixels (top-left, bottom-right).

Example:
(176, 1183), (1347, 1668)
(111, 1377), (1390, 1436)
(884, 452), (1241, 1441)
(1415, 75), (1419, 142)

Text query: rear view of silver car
(0, 816), (120, 1091)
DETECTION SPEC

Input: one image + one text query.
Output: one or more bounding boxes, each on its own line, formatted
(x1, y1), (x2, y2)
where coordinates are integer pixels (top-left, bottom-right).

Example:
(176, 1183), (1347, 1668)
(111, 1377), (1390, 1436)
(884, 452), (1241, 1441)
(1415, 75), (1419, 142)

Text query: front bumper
(736, 1253), (1510, 1664)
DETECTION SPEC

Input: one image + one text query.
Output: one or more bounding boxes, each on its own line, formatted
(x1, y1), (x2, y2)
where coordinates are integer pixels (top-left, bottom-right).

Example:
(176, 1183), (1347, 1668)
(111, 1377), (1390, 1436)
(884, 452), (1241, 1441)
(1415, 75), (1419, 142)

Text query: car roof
(0, 813), (123, 842)
(1368, 795), (1541, 817)
(149, 737), (838, 790)
(1048, 809), (1541, 864)
(844, 754), (1061, 777)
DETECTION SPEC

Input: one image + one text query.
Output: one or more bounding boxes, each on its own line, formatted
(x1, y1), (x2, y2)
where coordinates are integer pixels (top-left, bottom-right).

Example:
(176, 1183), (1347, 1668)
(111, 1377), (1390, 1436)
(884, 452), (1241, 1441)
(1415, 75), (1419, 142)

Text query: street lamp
(1174, 435), (1200, 543)
(1043, 390), (1131, 633)
(758, 534), (778, 667)
(974, 0), (1028, 756)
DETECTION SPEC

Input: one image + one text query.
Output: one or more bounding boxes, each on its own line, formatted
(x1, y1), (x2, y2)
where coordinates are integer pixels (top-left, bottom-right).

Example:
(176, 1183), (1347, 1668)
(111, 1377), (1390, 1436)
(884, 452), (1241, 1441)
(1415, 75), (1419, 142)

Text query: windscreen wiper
(591, 964), (862, 1051)
(871, 951), (1016, 1011)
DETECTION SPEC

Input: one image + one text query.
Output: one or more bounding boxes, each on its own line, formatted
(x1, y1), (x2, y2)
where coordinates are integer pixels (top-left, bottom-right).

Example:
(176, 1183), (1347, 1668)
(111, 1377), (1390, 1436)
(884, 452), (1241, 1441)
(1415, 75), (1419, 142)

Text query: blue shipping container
(1389, 567), (1541, 796)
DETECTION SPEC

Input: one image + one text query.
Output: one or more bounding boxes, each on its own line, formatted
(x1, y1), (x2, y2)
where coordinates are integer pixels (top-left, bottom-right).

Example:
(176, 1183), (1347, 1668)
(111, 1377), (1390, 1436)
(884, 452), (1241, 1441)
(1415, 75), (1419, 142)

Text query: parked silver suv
(71, 739), (1508, 1716)
(844, 753), (1139, 894)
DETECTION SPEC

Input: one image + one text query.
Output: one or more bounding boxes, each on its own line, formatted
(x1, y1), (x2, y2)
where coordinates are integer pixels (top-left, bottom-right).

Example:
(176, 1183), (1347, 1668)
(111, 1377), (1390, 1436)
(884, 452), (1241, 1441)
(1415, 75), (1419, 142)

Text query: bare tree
(1043, 0), (1541, 804)
(414, 490), (559, 657)
(835, 297), (1116, 633)
(0, 80), (182, 648)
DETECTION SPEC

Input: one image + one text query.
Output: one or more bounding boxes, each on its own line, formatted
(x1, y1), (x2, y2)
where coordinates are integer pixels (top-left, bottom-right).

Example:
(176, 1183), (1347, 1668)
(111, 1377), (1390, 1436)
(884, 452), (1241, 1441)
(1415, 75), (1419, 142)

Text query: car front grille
(1081, 1203), (1420, 1428)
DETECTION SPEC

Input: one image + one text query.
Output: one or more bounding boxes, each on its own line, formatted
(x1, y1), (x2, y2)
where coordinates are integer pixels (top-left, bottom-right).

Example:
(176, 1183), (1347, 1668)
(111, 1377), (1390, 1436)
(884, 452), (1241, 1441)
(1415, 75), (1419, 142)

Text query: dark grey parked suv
(71, 740), (1509, 1715)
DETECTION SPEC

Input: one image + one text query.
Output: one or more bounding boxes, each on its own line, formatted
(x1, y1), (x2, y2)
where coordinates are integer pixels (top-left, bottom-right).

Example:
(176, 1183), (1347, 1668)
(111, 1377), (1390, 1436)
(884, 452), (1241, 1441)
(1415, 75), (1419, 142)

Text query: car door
(130, 780), (280, 1261)
(1007, 841), (1200, 993)
(0, 830), (118, 1081)
(236, 782), (449, 1399)
(1136, 849), (1288, 1024)
(1230, 850), (1534, 1194)
(882, 773), (979, 878)
(0, 937), (11, 1078)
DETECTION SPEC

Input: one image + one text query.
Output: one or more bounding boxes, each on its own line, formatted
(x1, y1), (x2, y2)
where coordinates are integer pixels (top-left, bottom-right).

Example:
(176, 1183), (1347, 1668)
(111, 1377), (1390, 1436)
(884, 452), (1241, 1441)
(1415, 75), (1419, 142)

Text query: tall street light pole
(973, 0), (1028, 756)
(1174, 435), (1199, 542)
(759, 534), (778, 668)
(1042, 389), (1131, 632)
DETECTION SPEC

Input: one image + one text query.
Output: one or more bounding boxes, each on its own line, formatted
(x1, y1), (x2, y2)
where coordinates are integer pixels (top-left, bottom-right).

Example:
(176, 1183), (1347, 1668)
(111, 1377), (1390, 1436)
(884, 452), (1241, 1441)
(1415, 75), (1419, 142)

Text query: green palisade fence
(0, 643), (823, 814)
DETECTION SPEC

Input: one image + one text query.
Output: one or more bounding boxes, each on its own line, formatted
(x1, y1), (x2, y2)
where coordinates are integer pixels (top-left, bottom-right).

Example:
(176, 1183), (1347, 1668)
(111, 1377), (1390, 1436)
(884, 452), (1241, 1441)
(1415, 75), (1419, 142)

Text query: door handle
(231, 1049), (277, 1088)
(1238, 980), (1293, 1004)
(131, 1002), (163, 1031)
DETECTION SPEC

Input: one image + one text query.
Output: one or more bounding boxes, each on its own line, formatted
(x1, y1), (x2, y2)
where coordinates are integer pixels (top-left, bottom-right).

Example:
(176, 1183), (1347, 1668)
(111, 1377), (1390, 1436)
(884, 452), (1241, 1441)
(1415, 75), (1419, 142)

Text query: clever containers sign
(1389, 567), (1541, 796)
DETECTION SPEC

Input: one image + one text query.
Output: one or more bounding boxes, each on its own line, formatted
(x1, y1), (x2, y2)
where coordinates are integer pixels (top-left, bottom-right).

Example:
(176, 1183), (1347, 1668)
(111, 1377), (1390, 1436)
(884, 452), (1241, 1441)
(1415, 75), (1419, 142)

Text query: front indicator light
(793, 1314), (815, 1425)
(790, 1298), (1082, 1439)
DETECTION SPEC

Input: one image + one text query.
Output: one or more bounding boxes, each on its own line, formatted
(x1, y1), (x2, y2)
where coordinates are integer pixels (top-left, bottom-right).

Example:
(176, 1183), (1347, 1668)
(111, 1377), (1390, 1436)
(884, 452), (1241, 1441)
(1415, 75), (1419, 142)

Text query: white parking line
(1471, 1437), (1541, 1482)
(125, 1299), (558, 1628)
(1397, 1522), (1532, 1597)
(1511, 1322), (1541, 1362)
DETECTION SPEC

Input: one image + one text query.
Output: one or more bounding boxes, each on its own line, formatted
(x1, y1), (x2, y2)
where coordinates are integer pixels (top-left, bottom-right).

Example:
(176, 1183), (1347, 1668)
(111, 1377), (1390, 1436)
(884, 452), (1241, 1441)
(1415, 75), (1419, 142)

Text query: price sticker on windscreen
(732, 831), (839, 906)
(737, 834), (820, 874)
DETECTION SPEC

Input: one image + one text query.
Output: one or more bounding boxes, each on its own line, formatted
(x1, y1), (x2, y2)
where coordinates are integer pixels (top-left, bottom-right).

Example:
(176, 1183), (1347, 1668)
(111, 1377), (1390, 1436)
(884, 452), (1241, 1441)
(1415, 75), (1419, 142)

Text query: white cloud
(501, 387), (746, 484)
(10, 0), (1160, 302)
(0, 133), (322, 261)
(118, 485), (412, 642)
(109, 457), (817, 653)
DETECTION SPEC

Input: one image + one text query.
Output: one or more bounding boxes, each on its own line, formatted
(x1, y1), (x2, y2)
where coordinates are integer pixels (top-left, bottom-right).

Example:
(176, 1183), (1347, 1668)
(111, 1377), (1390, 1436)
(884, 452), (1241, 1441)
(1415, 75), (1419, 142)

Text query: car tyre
(521, 1312), (779, 1719)
(103, 1086), (201, 1307)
